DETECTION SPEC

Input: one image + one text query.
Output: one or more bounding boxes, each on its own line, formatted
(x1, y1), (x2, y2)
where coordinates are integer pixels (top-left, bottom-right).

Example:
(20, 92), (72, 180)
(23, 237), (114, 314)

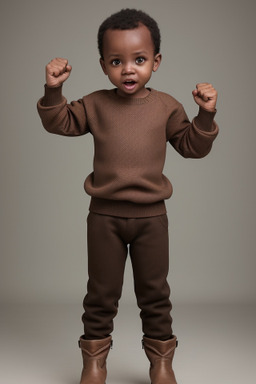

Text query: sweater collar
(109, 88), (156, 105)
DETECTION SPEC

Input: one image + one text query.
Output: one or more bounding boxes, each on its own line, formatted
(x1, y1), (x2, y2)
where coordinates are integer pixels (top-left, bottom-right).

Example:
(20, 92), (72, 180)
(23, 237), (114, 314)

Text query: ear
(153, 53), (162, 72)
(100, 58), (108, 75)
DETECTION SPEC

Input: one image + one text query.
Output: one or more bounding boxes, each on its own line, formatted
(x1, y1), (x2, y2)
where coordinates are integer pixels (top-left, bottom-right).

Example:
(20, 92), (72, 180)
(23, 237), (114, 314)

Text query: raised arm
(167, 83), (219, 158)
(37, 58), (89, 136)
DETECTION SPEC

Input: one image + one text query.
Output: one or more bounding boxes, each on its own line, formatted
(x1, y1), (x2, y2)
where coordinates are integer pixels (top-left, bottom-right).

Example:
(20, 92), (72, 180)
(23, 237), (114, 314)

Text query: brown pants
(82, 212), (173, 340)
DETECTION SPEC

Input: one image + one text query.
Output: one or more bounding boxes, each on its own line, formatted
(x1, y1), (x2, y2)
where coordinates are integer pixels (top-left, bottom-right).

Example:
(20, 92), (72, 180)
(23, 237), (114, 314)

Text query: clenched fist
(46, 58), (72, 88)
(192, 83), (217, 112)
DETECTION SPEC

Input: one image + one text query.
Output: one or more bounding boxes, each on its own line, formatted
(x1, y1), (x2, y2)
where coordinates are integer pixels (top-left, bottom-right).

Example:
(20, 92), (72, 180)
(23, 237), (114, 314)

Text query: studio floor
(1, 301), (255, 384)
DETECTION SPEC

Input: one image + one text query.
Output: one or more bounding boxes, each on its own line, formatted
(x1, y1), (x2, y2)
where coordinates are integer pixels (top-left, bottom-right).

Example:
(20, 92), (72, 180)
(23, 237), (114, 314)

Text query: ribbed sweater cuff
(42, 84), (64, 106)
(194, 107), (217, 132)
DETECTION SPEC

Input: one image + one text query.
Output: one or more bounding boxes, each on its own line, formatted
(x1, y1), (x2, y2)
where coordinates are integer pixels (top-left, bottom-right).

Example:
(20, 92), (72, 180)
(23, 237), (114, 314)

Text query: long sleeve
(166, 102), (219, 158)
(36, 87), (219, 218)
(37, 85), (90, 136)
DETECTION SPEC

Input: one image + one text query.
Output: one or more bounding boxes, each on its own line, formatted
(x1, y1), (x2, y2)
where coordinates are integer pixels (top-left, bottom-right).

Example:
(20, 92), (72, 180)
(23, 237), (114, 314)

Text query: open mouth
(123, 80), (137, 90)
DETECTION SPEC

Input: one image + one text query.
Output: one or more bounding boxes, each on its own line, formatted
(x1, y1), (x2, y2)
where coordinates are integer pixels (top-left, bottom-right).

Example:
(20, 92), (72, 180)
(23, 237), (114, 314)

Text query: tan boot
(78, 336), (112, 384)
(143, 336), (178, 384)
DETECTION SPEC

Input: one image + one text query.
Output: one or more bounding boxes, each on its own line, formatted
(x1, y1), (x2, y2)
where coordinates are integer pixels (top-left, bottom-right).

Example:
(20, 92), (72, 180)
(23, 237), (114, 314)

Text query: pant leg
(129, 214), (173, 340)
(82, 213), (128, 339)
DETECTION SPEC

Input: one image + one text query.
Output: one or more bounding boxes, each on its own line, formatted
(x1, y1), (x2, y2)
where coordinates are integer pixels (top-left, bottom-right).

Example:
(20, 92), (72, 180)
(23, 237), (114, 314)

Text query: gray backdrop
(1, 0), (255, 306)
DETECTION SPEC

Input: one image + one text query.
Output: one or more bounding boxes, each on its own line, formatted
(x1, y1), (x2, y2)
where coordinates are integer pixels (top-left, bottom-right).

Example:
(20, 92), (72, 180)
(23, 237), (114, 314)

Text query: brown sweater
(37, 86), (219, 217)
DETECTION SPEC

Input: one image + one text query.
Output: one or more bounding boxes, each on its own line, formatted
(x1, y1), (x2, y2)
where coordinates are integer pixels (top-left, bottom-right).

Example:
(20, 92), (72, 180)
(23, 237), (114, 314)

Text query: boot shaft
(143, 336), (178, 384)
(78, 336), (112, 384)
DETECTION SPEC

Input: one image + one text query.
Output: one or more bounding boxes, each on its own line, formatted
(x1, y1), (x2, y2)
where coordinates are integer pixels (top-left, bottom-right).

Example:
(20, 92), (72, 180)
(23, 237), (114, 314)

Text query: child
(37, 8), (218, 384)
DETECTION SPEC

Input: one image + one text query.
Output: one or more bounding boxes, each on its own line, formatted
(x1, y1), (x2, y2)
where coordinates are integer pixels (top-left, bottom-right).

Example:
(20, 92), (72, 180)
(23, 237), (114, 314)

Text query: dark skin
(99, 25), (162, 98)
(45, 25), (217, 109)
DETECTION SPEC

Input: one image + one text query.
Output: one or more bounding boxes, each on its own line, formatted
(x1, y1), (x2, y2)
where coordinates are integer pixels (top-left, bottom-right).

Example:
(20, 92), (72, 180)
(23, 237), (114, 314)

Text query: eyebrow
(106, 51), (149, 59)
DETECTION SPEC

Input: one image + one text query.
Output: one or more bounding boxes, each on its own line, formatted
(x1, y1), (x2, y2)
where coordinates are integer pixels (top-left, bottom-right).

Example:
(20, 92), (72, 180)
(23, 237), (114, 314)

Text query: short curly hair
(98, 8), (161, 59)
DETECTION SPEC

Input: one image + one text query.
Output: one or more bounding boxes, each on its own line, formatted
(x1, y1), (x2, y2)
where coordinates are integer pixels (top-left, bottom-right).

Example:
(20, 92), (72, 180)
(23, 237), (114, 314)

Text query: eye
(111, 59), (121, 66)
(135, 57), (145, 64)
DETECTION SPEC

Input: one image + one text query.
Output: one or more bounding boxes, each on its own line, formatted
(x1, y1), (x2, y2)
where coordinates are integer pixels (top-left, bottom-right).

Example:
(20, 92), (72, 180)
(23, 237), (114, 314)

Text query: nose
(122, 61), (135, 75)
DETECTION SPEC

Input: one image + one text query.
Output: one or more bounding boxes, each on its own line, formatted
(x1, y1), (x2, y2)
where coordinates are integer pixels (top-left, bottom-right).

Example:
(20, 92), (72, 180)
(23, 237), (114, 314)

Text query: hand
(192, 83), (217, 112)
(46, 58), (72, 88)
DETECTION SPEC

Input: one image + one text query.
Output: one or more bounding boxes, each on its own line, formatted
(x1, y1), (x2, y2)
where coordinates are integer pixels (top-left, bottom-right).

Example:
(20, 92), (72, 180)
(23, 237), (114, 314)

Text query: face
(100, 24), (162, 98)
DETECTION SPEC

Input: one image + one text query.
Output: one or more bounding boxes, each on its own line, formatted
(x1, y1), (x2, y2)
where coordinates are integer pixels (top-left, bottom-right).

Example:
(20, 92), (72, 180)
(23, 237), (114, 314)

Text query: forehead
(102, 24), (154, 57)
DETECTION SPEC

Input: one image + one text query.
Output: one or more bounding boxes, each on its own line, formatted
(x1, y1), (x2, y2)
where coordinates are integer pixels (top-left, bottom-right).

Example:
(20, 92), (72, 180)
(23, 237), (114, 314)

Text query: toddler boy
(37, 8), (218, 384)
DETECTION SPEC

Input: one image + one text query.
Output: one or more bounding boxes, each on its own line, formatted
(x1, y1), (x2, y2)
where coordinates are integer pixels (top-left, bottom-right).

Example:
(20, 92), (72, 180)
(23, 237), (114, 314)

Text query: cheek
(108, 68), (120, 78)
(138, 66), (153, 78)
(106, 69), (121, 85)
